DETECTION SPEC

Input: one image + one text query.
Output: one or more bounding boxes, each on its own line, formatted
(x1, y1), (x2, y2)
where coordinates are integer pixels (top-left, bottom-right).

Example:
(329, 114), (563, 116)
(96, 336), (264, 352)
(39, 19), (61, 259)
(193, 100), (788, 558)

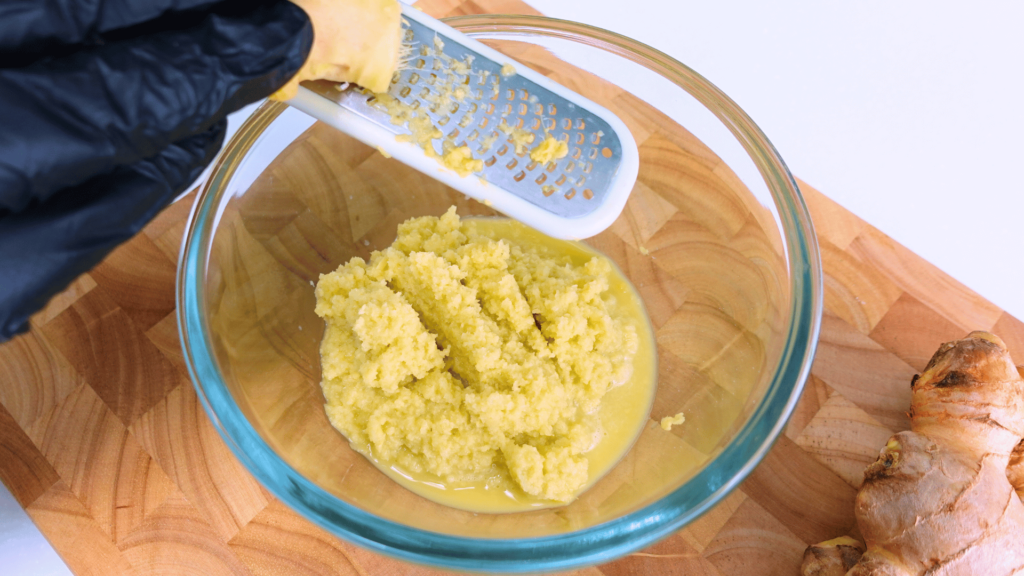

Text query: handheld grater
(286, 5), (639, 240)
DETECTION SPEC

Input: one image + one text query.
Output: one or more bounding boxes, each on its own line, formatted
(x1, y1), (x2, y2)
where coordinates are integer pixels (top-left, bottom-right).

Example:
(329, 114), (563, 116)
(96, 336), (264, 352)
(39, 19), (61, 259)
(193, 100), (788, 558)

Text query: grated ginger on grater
(368, 36), (560, 179)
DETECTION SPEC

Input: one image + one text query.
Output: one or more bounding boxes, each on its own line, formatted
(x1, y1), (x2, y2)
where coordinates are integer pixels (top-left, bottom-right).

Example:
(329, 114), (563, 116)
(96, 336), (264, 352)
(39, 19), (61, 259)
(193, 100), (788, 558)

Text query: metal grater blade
(302, 16), (625, 219)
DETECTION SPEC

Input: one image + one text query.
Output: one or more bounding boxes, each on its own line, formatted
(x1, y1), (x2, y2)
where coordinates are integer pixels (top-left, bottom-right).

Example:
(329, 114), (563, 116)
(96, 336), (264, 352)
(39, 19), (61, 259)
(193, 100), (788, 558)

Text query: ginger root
(802, 537), (866, 576)
(800, 331), (1024, 576)
(1009, 439), (1024, 501)
(271, 0), (403, 100)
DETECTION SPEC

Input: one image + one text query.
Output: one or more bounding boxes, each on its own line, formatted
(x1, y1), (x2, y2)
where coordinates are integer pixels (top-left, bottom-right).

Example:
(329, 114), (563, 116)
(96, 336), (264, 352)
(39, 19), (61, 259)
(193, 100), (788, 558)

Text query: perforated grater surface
(287, 5), (639, 239)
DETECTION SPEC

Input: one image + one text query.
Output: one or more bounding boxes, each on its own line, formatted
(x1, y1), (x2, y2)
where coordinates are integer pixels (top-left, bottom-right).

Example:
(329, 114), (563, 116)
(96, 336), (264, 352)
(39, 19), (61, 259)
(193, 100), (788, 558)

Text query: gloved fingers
(0, 0), (311, 213)
(0, 0), (226, 62)
(0, 120), (227, 342)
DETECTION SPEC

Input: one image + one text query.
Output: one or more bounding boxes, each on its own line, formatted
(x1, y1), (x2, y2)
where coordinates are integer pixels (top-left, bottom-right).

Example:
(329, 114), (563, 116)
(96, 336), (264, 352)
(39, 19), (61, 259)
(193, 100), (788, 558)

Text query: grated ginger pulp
(314, 208), (639, 502)
(530, 134), (569, 164)
(369, 38), (566, 183)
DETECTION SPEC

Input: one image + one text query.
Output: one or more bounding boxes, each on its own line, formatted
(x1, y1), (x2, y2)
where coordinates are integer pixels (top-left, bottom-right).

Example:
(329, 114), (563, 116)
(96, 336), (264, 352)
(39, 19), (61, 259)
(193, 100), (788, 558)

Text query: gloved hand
(0, 0), (314, 341)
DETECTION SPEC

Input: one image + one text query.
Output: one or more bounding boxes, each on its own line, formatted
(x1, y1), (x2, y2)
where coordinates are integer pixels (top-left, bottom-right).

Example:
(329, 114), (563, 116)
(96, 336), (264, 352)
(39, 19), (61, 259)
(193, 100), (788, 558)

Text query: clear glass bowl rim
(176, 13), (823, 573)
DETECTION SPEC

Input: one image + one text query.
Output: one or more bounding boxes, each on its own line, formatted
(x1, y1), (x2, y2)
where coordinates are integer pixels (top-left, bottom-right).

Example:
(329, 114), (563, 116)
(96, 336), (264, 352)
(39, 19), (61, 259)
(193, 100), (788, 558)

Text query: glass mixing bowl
(177, 14), (822, 573)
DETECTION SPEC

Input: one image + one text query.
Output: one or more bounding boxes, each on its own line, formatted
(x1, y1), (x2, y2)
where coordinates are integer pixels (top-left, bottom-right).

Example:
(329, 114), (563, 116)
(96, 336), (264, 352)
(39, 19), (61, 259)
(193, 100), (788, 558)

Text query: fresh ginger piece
(271, 0), (403, 100)
(800, 331), (1024, 576)
(800, 537), (865, 576)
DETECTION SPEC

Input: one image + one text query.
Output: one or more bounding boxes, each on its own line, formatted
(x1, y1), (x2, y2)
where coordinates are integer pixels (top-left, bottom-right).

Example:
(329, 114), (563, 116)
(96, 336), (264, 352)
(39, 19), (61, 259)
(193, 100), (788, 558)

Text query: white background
(522, 0), (1024, 320)
(4, 1), (1022, 573)
(193, 1), (1024, 318)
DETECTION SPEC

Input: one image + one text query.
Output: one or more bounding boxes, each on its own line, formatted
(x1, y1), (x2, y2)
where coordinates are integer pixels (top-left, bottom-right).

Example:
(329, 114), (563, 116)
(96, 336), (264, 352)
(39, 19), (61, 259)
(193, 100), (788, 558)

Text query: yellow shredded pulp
(368, 36), (567, 183)
(530, 134), (569, 164)
(372, 44), (493, 175)
(478, 131), (500, 153)
(314, 208), (639, 502)
(498, 121), (536, 155)
(660, 413), (685, 431)
(439, 141), (483, 176)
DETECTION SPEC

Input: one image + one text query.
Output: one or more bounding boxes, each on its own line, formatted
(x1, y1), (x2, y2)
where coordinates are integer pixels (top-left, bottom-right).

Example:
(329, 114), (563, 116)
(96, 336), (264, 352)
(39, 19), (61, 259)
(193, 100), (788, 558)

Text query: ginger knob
(800, 332), (1024, 576)
(272, 0), (404, 101)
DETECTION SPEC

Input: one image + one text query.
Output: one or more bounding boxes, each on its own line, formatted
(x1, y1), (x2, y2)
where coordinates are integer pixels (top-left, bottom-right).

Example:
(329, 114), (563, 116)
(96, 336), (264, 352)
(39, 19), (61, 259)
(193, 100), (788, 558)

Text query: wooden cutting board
(2, 0), (1023, 574)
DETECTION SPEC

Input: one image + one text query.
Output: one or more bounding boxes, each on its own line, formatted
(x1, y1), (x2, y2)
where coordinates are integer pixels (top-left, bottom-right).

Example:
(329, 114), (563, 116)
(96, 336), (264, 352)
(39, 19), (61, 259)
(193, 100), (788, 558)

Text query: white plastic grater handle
(285, 4), (639, 240)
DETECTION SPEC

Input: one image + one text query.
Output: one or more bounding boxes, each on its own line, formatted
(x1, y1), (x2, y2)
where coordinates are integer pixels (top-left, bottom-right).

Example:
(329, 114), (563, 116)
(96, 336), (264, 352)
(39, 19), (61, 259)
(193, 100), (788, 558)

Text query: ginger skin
(1009, 439), (1024, 501)
(802, 537), (865, 576)
(800, 331), (1024, 576)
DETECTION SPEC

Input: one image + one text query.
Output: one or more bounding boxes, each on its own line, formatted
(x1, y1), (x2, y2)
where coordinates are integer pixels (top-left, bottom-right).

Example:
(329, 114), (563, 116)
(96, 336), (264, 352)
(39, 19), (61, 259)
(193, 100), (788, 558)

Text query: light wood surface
(2, 0), (1024, 574)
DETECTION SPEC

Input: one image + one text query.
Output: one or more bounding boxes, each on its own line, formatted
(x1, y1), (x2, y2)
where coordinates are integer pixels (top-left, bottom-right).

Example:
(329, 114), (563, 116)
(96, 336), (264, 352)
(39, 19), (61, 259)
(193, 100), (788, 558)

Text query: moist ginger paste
(314, 208), (655, 511)
(530, 134), (569, 164)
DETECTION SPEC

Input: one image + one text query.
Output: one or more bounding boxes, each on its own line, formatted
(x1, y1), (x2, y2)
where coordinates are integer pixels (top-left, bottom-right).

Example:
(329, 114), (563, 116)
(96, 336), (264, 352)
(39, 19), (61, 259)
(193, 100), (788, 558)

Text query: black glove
(0, 0), (313, 341)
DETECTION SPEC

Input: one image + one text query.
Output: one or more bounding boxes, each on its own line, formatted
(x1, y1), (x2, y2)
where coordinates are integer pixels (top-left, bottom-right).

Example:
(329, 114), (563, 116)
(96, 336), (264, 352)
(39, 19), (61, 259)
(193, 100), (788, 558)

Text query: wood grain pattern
(0, 402), (60, 507)
(702, 498), (807, 576)
(1, 1), (1023, 574)
(810, 313), (916, 431)
(26, 383), (178, 545)
(129, 385), (268, 543)
(39, 287), (181, 427)
(738, 435), (858, 545)
(848, 226), (1004, 331)
(227, 499), (370, 576)
(868, 292), (967, 371)
(0, 330), (83, 429)
(26, 481), (139, 576)
(117, 493), (253, 576)
(794, 392), (894, 489)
